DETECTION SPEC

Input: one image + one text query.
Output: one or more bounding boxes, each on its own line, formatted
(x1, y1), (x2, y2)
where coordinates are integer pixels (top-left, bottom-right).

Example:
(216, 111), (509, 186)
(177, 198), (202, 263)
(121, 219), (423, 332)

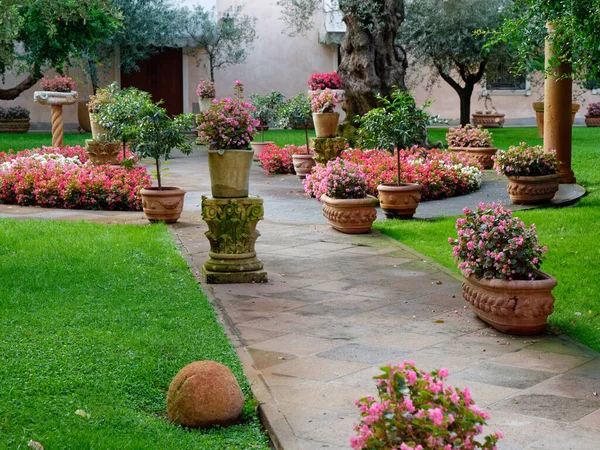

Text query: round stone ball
(166, 361), (244, 429)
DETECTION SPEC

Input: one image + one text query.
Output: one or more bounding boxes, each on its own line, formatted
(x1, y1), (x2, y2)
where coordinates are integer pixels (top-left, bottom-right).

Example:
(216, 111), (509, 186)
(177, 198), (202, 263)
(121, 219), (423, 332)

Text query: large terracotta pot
(78, 100), (92, 132)
(533, 102), (579, 138)
(0, 119), (30, 133)
(291, 153), (316, 179)
(140, 186), (186, 223)
(89, 112), (107, 139)
(584, 115), (600, 127)
(207, 149), (253, 198)
(250, 141), (274, 161)
(198, 97), (214, 112)
(320, 194), (378, 234)
(377, 183), (421, 219)
(312, 112), (340, 138)
(448, 146), (497, 170)
(462, 270), (557, 335)
(506, 173), (559, 205)
(471, 113), (505, 128)
(84, 139), (120, 165)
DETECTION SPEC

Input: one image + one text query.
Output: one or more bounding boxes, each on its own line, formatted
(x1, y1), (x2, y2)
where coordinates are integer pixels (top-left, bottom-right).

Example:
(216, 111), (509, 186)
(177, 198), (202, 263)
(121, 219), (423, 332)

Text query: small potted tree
(585, 102), (600, 127)
(446, 124), (497, 169)
(277, 93), (315, 179)
(357, 90), (430, 219)
(450, 202), (556, 334)
(310, 89), (339, 138)
(0, 106), (30, 133)
(130, 103), (194, 223)
(249, 90), (284, 161)
(472, 91), (505, 128)
(493, 142), (559, 205)
(196, 79), (216, 112)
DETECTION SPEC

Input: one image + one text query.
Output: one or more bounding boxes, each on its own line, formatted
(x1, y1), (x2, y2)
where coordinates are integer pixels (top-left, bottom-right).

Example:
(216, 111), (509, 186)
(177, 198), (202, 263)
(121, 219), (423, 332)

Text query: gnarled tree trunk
(0, 65), (42, 100)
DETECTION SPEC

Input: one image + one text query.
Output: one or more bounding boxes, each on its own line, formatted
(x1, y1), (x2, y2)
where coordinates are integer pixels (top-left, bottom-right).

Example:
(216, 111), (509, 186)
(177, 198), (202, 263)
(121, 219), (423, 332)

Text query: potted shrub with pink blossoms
(446, 124), (497, 169)
(308, 71), (345, 106)
(305, 157), (378, 234)
(196, 78), (216, 112)
(310, 88), (339, 138)
(585, 102), (600, 127)
(351, 362), (503, 450)
(449, 202), (556, 334)
(493, 142), (559, 205)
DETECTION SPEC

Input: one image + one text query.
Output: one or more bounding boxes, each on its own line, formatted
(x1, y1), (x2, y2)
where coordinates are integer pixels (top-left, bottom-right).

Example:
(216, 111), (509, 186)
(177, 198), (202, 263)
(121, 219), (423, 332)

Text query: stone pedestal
(85, 139), (121, 165)
(34, 91), (78, 148)
(201, 195), (267, 284)
(310, 137), (347, 164)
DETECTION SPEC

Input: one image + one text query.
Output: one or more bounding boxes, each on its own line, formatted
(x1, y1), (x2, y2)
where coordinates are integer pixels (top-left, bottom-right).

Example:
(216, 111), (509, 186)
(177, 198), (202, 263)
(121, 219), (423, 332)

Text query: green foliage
(250, 91), (285, 142)
(277, 93), (312, 129)
(356, 90), (433, 151)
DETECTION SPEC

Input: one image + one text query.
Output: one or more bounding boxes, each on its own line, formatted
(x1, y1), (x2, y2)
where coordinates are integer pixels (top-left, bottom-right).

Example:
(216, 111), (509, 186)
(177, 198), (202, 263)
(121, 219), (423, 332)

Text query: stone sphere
(166, 361), (244, 428)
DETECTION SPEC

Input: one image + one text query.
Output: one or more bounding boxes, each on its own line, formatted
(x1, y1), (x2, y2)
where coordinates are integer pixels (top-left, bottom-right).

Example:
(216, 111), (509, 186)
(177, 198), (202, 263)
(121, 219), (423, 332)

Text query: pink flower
(428, 407), (444, 426)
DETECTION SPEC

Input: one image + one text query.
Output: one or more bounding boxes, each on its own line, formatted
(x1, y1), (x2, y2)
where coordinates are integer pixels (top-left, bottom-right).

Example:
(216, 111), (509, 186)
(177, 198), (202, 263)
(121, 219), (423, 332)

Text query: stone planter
(312, 112), (340, 138)
(320, 194), (378, 234)
(462, 270), (557, 335)
(448, 146), (497, 170)
(140, 186), (186, 223)
(533, 102), (579, 138)
(471, 113), (505, 128)
(291, 153), (316, 179)
(207, 149), (253, 198)
(506, 173), (559, 205)
(84, 139), (121, 165)
(198, 97), (214, 112)
(584, 115), (600, 127)
(377, 183), (421, 219)
(89, 112), (107, 140)
(0, 118), (30, 133)
(250, 141), (274, 161)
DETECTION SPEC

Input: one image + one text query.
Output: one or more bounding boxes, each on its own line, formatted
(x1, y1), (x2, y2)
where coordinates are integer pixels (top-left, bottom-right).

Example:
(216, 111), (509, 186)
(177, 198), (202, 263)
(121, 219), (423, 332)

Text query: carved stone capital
(34, 91), (78, 106)
(310, 137), (347, 164)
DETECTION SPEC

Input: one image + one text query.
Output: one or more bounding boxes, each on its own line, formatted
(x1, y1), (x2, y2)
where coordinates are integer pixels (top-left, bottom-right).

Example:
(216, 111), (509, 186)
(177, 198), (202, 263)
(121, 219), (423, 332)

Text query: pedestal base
(310, 137), (347, 164)
(202, 266), (268, 284)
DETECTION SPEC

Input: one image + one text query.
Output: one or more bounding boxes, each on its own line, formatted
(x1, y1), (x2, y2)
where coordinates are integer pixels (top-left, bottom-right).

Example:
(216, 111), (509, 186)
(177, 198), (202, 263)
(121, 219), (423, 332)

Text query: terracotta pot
(0, 118), (30, 133)
(198, 97), (214, 112)
(471, 113), (505, 128)
(84, 139), (121, 165)
(77, 100), (92, 133)
(320, 194), (379, 234)
(448, 146), (497, 170)
(312, 112), (339, 138)
(89, 112), (107, 139)
(506, 173), (559, 205)
(140, 186), (186, 223)
(585, 115), (600, 127)
(207, 149), (253, 198)
(291, 153), (316, 179)
(250, 141), (274, 161)
(462, 270), (557, 335)
(533, 102), (579, 138)
(377, 183), (421, 219)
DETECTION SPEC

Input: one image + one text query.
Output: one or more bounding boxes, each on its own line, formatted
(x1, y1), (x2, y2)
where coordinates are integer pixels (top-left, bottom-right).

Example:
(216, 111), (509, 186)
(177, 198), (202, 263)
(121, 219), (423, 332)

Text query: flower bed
(0, 146), (151, 210)
(305, 147), (482, 201)
(259, 144), (308, 175)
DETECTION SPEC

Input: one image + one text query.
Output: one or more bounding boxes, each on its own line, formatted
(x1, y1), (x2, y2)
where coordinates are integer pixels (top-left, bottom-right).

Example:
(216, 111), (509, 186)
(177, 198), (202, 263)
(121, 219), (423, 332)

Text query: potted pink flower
(310, 88), (339, 138)
(585, 102), (600, 127)
(449, 202), (556, 334)
(445, 124), (497, 169)
(196, 79), (216, 112)
(307, 71), (344, 105)
(493, 142), (559, 205)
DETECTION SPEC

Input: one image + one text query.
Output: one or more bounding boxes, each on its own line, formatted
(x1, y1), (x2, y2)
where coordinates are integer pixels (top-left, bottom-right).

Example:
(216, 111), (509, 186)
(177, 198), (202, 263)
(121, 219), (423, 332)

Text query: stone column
(34, 91), (78, 149)
(544, 23), (575, 184)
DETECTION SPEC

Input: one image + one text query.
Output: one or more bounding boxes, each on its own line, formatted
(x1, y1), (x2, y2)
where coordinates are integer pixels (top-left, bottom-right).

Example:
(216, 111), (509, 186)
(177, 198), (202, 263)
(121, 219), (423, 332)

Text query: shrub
(310, 89), (339, 113)
(197, 97), (259, 150)
(308, 72), (343, 90)
(249, 91), (285, 141)
(0, 106), (30, 120)
(586, 102), (600, 116)
(446, 125), (493, 148)
(196, 79), (216, 98)
(258, 143), (296, 174)
(0, 147), (151, 211)
(351, 362), (502, 450)
(88, 82), (119, 114)
(39, 75), (76, 92)
(492, 142), (559, 177)
(449, 202), (547, 280)
(303, 158), (368, 200)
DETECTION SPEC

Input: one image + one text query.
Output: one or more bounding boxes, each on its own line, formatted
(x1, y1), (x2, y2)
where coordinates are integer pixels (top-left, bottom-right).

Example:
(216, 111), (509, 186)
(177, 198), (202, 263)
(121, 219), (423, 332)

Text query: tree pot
(0, 118), (30, 133)
(584, 115), (600, 127)
(207, 149), (253, 198)
(471, 113), (505, 128)
(448, 146), (497, 170)
(506, 173), (559, 205)
(140, 186), (186, 223)
(198, 97), (214, 112)
(462, 270), (557, 335)
(320, 194), (379, 234)
(533, 102), (579, 138)
(291, 153), (316, 179)
(312, 112), (340, 138)
(89, 112), (107, 140)
(250, 141), (274, 161)
(376, 183), (421, 219)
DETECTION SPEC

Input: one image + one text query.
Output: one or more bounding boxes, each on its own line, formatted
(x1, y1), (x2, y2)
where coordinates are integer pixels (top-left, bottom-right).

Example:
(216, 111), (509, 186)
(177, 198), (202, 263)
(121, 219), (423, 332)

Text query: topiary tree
(276, 93), (313, 151)
(401, 0), (511, 126)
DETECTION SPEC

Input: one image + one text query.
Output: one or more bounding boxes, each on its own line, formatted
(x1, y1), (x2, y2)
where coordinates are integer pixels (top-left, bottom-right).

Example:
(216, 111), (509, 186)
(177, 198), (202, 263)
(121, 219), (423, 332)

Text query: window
(486, 62), (527, 91)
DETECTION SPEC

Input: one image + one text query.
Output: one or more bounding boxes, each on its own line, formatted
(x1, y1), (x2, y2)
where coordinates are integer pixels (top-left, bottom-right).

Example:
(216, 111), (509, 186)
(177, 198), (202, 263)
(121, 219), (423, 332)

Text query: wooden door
(121, 47), (183, 116)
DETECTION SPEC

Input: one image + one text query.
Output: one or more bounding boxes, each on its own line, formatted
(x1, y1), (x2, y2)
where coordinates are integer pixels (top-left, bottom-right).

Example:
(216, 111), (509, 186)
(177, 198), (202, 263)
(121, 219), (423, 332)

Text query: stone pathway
(1, 148), (597, 450)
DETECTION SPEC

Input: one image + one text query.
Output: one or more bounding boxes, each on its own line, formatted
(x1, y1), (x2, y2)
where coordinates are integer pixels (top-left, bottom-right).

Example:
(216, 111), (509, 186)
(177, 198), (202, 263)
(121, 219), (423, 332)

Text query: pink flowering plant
(0, 106), (30, 119)
(196, 79), (216, 98)
(310, 88), (339, 113)
(586, 102), (600, 117)
(492, 142), (559, 177)
(303, 158), (368, 200)
(39, 75), (76, 92)
(258, 143), (304, 175)
(449, 202), (547, 280)
(308, 71), (343, 90)
(351, 362), (502, 450)
(446, 125), (493, 148)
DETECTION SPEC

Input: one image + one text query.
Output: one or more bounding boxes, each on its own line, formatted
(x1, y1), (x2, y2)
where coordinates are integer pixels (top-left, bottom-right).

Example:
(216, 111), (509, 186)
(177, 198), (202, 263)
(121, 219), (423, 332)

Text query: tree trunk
(0, 65), (42, 100)
(337, 0), (408, 119)
(459, 85), (474, 126)
(437, 61), (487, 126)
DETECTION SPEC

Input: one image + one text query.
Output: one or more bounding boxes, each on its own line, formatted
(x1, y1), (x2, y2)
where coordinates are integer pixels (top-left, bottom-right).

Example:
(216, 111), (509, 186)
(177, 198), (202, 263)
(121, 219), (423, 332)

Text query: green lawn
(0, 132), (91, 152)
(375, 127), (600, 351)
(0, 220), (269, 449)
(262, 128), (316, 147)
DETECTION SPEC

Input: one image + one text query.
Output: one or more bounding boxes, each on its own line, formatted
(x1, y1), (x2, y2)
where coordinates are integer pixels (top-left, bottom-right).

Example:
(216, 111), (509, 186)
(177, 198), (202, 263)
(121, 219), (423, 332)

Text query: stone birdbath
(34, 91), (78, 148)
